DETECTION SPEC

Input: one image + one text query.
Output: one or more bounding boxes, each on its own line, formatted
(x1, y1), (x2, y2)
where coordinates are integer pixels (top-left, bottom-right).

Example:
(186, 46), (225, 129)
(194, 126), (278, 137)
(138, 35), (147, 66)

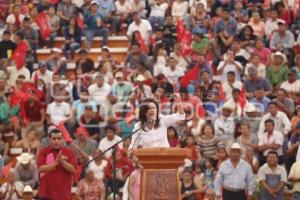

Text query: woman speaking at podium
(129, 96), (185, 149)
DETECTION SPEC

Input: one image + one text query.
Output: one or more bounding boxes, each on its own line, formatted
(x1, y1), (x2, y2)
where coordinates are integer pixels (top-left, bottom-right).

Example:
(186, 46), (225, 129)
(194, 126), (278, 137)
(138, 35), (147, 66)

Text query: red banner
(179, 64), (199, 88)
(58, 122), (73, 143)
(134, 31), (148, 54)
(176, 19), (192, 56)
(50, 0), (60, 4)
(77, 15), (85, 30)
(35, 12), (51, 40)
(12, 40), (28, 70)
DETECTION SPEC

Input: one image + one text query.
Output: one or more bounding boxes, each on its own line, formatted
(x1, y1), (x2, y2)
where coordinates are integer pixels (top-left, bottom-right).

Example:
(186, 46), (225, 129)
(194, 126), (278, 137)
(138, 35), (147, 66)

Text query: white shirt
(265, 19), (280, 38)
(129, 112), (185, 149)
(31, 70), (53, 85)
(46, 101), (71, 125)
(258, 111), (291, 137)
(150, 2), (168, 17)
(244, 63), (266, 78)
(280, 80), (300, 94)
(88, 83), (111, 105)
(98, 136), (123, 159)
(258, 163), (287, 183)
(217, 61), (243, 82)
(127, 19), (152, 42)
(115, 0), (132, 15)
(6, 14), (25, 25)
(171, 1), (188, 18)
(0, 182), (24, 200)
(214, 116), (235, 143)
(189, 0), (207, 9)
(87, 158), (108, 180)
(258, 130), (284, 156)
(222, 80), (243, 101)
(7, 66), (30, 86)
(163, 66), (185, 89)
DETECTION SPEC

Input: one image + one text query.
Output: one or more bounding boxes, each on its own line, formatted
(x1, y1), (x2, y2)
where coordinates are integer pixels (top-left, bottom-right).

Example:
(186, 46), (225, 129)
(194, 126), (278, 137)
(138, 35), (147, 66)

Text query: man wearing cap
(31, 61), (53, 86)
(37, 128), (77, 200)
(15, 153), (38, 188)
(214, 143), (254, 200)
(112, 71), (133, 102)
(280, 69), (300, 101)
(134, 74), (152, 99)
(258, 151), (287, 200)
(84, 1), (109, 49)
(245, 66), (273, 98)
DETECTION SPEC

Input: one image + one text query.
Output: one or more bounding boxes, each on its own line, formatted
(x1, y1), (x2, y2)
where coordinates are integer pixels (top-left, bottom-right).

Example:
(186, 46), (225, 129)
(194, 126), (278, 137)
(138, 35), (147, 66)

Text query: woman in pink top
(248, 11), (265, 39)
(253, 39), (272, 66)
(129, 166), (141, 200)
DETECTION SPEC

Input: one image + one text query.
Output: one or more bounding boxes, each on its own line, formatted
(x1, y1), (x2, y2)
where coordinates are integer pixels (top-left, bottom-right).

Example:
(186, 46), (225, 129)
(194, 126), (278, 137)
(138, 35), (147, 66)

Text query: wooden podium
(133, 147), (191, 200)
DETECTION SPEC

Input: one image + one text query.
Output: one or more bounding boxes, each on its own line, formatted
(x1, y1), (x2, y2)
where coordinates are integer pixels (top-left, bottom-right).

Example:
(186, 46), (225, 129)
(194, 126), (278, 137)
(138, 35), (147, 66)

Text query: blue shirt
(97, 0), (115, 18)
(84, 11), (103, 30)
(245, 78), (272, 93)
(291, 66), (300, 80)
(250, 97), (271, 113)
(214, 18), (238, 36)
(214, 159), (255, 196)
(72, 100), (97, 120)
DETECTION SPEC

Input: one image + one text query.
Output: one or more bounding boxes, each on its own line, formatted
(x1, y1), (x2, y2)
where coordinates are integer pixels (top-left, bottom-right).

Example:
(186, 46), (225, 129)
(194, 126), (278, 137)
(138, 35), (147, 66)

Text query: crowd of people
(0, 0), (300, 199)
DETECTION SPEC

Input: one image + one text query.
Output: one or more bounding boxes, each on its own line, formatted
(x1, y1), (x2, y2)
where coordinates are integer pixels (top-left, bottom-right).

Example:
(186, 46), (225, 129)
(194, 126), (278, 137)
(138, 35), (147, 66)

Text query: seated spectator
(62, 16), (83, 60)
(0, 30), (16, 60)
(273, 88), (295, 118)
(76, 169), (105, 200)
(0, 170), (24, 199)
(242, 103), (261, 137)
(167, 126), (180, 147)
(181, 168), (201, 200)
(232, 40), (250, 66)
(247, 11), (265, 39)
(258, 101), (291, 137)
(239, 25), (257, 52)
(76, 49), (95, 74)
(258, 119), (284, 164)
(15, 129), (40, 156)
(280, 69), (300, 101)
(245, 67), (272, 99)
(257, 151), (287, 200)
(105, 149), (134, 196)
(197, 123), (224, 160)
(125, 43), (149, 70)
(112, 71), (133, 102)
(0, 92), (19, 131)
(244, 54), (266, 79)
(72, 127), (97, 158)
(291, 55), (300, 79)
(127, 12), (152, 44)
(236, 122), (258, 158)
(222, 71), (243, 101)
(84, 1), (109, 49)
(87, 149), (108, 180)
(128, 61), (153, 83)
(288, 157), (300, 199)
(163, 57), (185, 90)
(214, 102), (235, 148)
(97, 46), (116, 73)
(253, 39), (272, 66)
(191, 32), (209, 57)
(46, 97), (71, 126)
(6, 4), (25, 33)
(244, 147), (260, 174)
(267, 51), (288, 89)
(57, 0), (77, 27)
(15, 153), (38, 188)
(264, 9), (280, 40)
(184, 135), (198, 161)
(46, 48), (67, 76)
(190, 3), (210, 35)
(98, 125), (123, 159)
(31, 61), (53, 86)
(45, 6), (60, 48)
(217, 50), (243, 83)
(88, 73), (112, 106)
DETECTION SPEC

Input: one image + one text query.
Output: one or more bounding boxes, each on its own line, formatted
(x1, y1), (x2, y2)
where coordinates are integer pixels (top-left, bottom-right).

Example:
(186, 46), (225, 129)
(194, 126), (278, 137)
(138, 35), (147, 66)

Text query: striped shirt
(197, 136), (224, 158)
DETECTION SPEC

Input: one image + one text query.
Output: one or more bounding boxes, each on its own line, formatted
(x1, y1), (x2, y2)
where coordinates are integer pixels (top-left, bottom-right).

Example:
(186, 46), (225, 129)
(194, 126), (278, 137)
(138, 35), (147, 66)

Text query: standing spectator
(0, 170), (24, 200)
(273, 88), (295, 118)
(267, 52), (288, 89)
(46, 6), (60, 48)
(31, 61), (53, 86)
(280, 69), (300, 101)
(57, 0), (77, 27)
(112, 71), (133, 103)
(253, 39), (272, 66)
(222, 71), (243, 101)
(214, 143), (254, 200)
(171, 0), (188, 20)
(97, 0), (116, 25)
(76, 49), (95, 73)
(258, 101), (291, 137)
(0, 30), (16, 59)
(6, 4), (25, 33)
(163, 57), (185, 90)
(244, 54), (266, 79)
(291, 55), (300, 80)
(46, 97), (71, 126)
(37, 128), (77, 200)
(127, 12), (152, 44)
(258, 119), (284, 164)
(288, 158), (300, 200)
(62, 16), (82, 60)
(250, 86), (271, 114)
(148, 0), (168, 32)
(88, 149), (108, 180)
(113, 0), (132, 34)
(125, 43), (149, 70)
(257, 151), (287, 200)
(264, 9), (280, 40)
(84, 1), (109, 49)
(236, 122), (258, 158)
(15, 153), (38, 188)
(72, 127), (97, 158)
(98, 125), (123, 159)
(76, 169), (105, 200)
(247, 11), (265, 39)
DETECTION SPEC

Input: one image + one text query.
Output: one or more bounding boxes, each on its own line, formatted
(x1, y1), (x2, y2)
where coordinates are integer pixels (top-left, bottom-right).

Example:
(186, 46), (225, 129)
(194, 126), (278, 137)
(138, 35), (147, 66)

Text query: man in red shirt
(37, 128), (77, 200)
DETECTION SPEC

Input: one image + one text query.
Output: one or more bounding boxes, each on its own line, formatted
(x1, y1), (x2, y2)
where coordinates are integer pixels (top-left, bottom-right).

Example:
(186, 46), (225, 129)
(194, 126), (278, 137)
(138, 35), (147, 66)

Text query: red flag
(2, 161), (14, 178)
(176, 20), (192, 56)
(50, 0), (60, 4)
(58, 122), (73, 143)
(179, 64), (199, 88)
(77, 14), (85, 30)
(238, 84), (247, 109)
(12, 40), (28, 70)
(134, 31), (148, 54)
(35, 12), (51, 40)
(218, 83), (225, 101)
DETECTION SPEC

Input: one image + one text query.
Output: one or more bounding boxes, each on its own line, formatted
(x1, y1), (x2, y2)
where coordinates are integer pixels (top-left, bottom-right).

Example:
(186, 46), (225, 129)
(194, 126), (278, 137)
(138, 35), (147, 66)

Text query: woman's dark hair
(69, 16), (78, 27)
(167, 126), (178, 138)
(242, 25), (254, 35)
(265, 118), (275, 126)
(139, 98), (160, 131)
(200, 123), (215, 136)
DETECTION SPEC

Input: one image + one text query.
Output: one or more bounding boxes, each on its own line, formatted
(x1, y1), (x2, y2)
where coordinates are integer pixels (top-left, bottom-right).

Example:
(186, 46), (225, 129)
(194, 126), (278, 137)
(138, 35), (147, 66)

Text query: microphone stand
(83, 123), (144, 200)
